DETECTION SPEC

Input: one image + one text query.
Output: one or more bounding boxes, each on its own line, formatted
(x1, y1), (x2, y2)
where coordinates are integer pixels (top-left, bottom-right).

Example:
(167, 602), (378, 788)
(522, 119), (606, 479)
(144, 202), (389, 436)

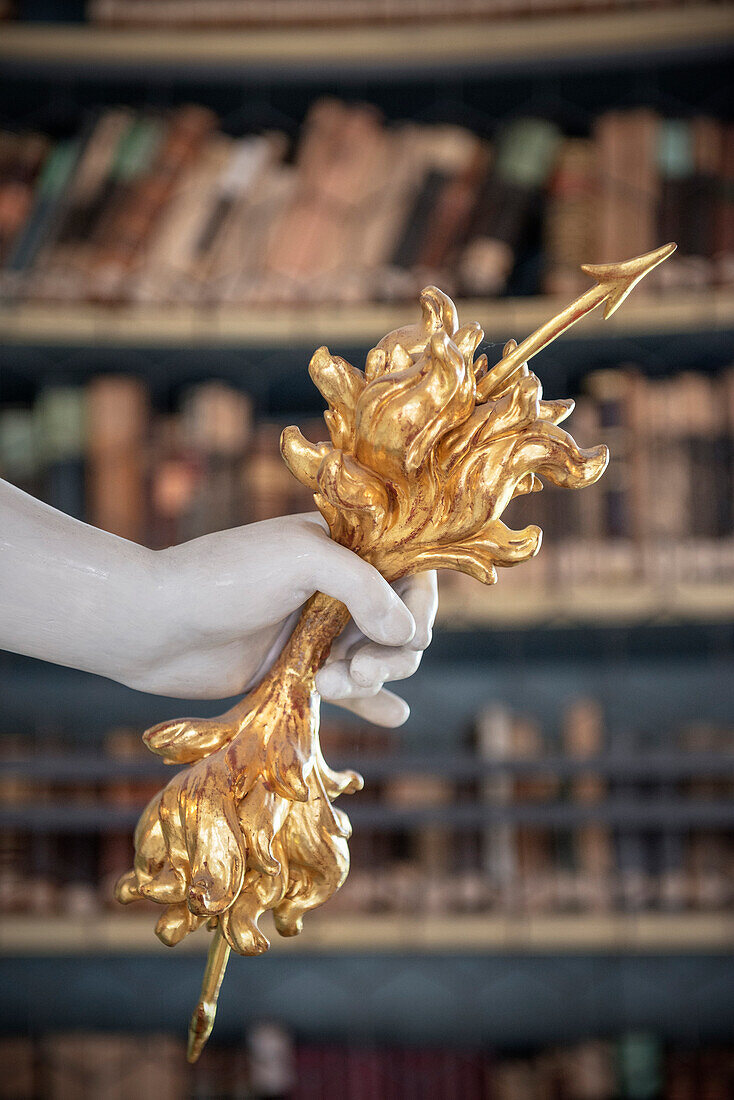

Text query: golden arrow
(480, 242), (676, 396)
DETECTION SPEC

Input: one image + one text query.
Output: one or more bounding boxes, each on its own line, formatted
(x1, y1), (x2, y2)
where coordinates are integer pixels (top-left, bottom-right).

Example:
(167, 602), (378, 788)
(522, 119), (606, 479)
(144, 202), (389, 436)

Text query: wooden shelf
(1, 289), (732, 349)
(1, 8), (731, 73)
(438, 577), (734, 630)
(2, 912), (732, 956)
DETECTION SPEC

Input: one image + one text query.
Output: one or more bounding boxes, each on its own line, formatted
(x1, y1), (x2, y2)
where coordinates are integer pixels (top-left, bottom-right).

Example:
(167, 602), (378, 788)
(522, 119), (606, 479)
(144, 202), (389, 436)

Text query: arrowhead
(580, 242), (677, 319)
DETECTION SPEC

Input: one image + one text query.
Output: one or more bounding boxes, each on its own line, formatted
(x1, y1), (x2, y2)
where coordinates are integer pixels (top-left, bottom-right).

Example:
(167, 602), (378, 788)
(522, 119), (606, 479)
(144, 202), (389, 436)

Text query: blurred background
(1, 1), (734, 1097)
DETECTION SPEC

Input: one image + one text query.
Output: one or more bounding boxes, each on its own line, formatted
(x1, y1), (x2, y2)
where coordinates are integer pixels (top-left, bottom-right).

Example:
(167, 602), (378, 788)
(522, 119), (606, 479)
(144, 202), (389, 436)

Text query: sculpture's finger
(307, 538), (415, 646)
(333, 688), (410, 728)
(349, 643), (423, 689)
(394, 570), (438, 650)
(315, 662), (382, 700)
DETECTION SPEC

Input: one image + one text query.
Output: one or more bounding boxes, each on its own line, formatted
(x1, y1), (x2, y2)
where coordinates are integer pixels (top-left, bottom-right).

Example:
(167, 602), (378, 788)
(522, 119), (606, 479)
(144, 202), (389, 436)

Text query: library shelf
(4, 799), (734, 831)
(6, 751), (734, 784)
(438, 577), (734, 630)
(2, 912), (732, 956)
(1, 7), (731, 75)
(1, 288), (732, 350)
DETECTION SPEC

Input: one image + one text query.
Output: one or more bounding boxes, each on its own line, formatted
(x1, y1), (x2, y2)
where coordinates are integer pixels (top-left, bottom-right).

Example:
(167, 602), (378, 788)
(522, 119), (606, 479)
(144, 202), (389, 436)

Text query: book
(40, 1033), (185, 1099)
(459, 117), (562, 296)
(34, 385), (87, 522)
(543, 138), (597, 298)
(562, 699), (614, 913)
(86, 375), (149, 543)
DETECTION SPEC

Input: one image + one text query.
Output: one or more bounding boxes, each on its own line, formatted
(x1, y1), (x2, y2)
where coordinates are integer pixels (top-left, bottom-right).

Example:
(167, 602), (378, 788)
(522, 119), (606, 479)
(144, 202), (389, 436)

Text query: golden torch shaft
(187, 924), (231, 1063)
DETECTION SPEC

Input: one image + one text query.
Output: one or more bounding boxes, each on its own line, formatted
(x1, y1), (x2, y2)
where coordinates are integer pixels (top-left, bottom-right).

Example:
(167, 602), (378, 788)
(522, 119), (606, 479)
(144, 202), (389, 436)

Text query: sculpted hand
(152, 513), (438, 726)
(0, 482), (437, 726)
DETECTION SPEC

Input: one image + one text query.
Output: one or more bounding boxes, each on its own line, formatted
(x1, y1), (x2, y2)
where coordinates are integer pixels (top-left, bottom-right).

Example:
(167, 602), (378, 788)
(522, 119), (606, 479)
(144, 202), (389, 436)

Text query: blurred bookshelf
(2, 288), (733, 346)
(3, 912), (734, 955)
(1, 0), (734, 1079)
(1, 6), (732, 74)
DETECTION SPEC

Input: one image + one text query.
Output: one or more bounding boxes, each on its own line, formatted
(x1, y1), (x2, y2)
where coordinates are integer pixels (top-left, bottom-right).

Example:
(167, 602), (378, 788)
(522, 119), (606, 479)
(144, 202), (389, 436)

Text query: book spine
(33, 385), (87, 522)
(86, 375), (149, 544)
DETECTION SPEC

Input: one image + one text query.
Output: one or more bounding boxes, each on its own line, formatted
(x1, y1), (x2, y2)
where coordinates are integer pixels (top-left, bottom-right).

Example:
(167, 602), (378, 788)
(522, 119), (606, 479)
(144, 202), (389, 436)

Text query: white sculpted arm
(0, 480), (437, 725)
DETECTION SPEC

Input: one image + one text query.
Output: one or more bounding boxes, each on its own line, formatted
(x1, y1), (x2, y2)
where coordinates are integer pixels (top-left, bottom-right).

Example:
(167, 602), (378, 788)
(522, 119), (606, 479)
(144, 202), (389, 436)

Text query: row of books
(2, 364), (734, 570)
(0, 1029), (730, 1100)
(0, 377), (315, 548)
(486, 363), (734, 591)
(341, 703), (734, 917)
(84, 0), (726, 30)
(2, 703), (732, 918)
(0, 100), (731, 307)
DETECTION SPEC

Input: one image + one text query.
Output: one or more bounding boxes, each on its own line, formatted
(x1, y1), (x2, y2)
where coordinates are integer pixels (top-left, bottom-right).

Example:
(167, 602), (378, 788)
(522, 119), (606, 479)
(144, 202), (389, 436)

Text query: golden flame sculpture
(116, 244), (675, 1061)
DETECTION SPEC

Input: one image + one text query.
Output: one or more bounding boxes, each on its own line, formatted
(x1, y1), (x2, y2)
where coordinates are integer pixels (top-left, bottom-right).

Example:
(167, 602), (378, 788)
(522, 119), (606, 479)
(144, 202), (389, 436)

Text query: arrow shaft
(489, 282), (608, 386)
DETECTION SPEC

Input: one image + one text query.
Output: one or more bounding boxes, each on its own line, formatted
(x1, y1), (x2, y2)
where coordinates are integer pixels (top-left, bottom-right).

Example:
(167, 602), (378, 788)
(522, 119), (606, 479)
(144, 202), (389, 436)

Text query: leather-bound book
(363, 124), (432, 298)
(543, 138), (597, 297)
(386, 127), (481, 286)
(656, 119), (695, 290)
(179, 381), (253, 537)
(681, 723), (731, 911)
(262, 98), (345, 296)
(474, 703), (516, 912)
(494, 1058), (543, 1100)
(613, 727), (654, 913)
(664, 1051), (699, 1100)
(149, 413), (200, 550)
(511, 714), (557, 914)
(559, 1041), (616, 1100)
(86, 375), (149, 544)
(264, 100), (386, 304)
(84, 112), (162, 254)
(584, 369), (637, 542)
(242, 421), (297, 523)
(459, 117), (562, 297)
(219, 159), (296, 306)
(679, 371), (724, 540)
(568, 395), (605, 543)
(34, 385), (87, 522)
(4, 137), (81, 281)
(718, 366), (734, 541)
(0, 131), (49, 267)
(31, 109), (133, 300)
(562, 699), (614, 913)
(0, 1037), (37, 1099)
(0, 735), (32, 914)
(91, 105), (216, 301)
(0, 406), (39, 498)
(714, 123), (734, 286)
(411, 127), (490, 282)
(595, 110), (659, 274)
(246, 1021), (296, 1099)
(195, 132), (287, 299)
(615, 1035), (662, 1100)
(132, 131), (233, 304)
(201, 133), (286, 299)
(41, 1034), (185, 1100)
(690, 115), (722, 284)
(382, 772), (453, 914)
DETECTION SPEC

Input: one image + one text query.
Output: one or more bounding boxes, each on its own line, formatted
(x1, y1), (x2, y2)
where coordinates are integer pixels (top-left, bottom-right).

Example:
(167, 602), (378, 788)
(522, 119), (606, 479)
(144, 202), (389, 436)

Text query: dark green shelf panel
(3, 329), (734, 414)
(2, 953), (733, 1047)
(2, 644), (733, 751)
